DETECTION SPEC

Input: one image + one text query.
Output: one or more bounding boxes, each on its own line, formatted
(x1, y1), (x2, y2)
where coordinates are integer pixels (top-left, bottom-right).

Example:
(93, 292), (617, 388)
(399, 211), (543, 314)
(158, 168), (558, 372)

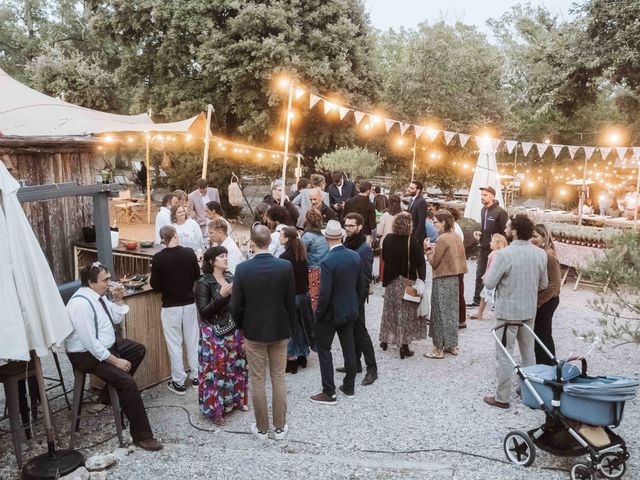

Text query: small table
(555, 242), (607, 290)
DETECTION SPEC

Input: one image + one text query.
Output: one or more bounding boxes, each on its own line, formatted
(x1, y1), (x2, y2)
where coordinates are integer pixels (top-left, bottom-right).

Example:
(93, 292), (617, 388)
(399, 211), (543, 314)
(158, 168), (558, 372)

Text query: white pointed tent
(464, 137), (504, 222)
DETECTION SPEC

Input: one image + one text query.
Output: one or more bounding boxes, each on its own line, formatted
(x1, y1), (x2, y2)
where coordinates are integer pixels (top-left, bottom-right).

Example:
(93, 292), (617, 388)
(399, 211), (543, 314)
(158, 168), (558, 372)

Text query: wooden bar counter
(73, 242), (177, 390)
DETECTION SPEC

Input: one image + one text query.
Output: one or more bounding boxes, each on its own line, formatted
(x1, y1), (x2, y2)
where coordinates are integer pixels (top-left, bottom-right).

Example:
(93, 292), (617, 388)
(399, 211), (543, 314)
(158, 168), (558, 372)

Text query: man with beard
(482, 214), (548, 409)
(328, 171), (358, 220)
(337, 213), (378, 386)
(467, 186), (508, 307)
(407, 180), (428, 245)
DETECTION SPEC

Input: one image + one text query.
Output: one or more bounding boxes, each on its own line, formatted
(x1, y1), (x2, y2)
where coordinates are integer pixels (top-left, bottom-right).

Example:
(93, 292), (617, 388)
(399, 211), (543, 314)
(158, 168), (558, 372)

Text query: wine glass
(473, 230), (482, 247)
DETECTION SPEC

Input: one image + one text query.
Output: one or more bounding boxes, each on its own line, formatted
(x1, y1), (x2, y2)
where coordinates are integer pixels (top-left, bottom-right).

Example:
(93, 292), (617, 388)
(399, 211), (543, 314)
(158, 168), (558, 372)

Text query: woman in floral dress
(195, 246), (248, 425)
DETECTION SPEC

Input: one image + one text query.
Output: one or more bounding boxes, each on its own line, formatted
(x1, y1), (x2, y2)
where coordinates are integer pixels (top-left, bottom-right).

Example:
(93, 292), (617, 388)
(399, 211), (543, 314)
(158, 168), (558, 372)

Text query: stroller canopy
(564, 376), (640, 402)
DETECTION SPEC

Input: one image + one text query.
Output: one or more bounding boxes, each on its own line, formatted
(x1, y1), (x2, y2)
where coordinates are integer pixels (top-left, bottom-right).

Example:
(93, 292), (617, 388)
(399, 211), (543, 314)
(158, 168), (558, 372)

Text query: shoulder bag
(403, 237), (422, 303)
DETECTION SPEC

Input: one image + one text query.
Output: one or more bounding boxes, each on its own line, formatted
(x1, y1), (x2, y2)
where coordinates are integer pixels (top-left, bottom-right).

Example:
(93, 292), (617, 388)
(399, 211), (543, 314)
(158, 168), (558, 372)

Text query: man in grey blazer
(483, 214), (548, 409)
(188, 178), (220, 236)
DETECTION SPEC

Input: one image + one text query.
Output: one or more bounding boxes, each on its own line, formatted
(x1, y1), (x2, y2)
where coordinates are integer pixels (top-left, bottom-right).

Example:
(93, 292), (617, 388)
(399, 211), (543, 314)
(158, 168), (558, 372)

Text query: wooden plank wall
(1, 148), (100, 283)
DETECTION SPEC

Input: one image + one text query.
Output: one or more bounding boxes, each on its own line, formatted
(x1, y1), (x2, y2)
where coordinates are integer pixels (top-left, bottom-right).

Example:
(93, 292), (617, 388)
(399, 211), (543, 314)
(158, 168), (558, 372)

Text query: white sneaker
(274, 424), (289, 441)
(250, 423), (268, 441)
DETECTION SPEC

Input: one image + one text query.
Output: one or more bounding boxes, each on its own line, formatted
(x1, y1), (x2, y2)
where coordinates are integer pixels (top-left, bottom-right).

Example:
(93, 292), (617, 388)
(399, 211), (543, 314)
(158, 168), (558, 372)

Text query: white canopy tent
(464, 138), (504, 222)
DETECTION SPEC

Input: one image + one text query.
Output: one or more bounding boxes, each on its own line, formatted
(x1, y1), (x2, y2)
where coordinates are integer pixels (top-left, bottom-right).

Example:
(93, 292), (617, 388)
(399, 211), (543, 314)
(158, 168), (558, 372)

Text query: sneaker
(167, 380), (186, 396)
(250, 423), (268, 441)
(191, 377), (199, 387)
(309, 392), (337, 405)
(274, 424), (289, 441)
(338, 385), (355, 398)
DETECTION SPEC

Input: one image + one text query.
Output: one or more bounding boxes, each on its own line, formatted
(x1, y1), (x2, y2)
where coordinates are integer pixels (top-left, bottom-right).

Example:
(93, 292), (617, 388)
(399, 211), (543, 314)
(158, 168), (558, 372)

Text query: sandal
(468, 313), (482, 320)
(444, 346), (459, 356)
(423, 349), (445, 359)
(213, 416), (226, 426)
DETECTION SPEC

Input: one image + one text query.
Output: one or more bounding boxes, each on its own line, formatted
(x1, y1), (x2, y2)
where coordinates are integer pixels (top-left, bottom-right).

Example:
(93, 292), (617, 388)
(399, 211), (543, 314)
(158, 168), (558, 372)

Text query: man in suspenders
(65, 262), (162, 451)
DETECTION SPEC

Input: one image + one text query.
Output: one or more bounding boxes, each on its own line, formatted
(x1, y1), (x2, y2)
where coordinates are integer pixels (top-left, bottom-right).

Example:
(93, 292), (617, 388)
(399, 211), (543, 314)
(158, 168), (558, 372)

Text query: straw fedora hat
(321, 219), (345, 239)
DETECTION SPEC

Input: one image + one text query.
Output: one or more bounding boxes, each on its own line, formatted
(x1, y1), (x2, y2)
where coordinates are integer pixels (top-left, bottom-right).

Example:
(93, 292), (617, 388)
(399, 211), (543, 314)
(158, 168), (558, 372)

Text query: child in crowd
(469, 233), (507, 320)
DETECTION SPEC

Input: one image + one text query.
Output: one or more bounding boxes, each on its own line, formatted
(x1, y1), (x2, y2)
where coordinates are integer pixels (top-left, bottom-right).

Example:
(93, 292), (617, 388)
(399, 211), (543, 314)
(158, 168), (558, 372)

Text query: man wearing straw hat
(310, 220), (367, 405)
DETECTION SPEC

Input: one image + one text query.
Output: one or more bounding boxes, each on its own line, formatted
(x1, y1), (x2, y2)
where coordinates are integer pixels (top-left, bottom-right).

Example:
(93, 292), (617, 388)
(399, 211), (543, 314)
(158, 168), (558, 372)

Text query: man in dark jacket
(341, 213), (378, 385)
(231, 225), (296, 440)
(327, 171), (358, 219)
(310, 220), (366, 405)
(343, 181), (377, 237)
(262, 179), (299, 226)
(468, 186), (509, 306)
(309, 187), (337, 225)
(408, 180), (428, 245)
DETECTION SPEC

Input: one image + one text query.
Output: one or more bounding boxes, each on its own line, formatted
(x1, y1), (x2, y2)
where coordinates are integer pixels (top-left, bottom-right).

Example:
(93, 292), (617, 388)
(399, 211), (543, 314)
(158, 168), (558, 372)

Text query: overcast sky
(364, 0), (581, 38)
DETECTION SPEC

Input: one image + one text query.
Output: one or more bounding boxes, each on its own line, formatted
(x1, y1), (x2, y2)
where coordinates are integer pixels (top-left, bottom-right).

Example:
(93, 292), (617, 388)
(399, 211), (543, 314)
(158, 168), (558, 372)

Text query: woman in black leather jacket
(195, 246), (248, 425)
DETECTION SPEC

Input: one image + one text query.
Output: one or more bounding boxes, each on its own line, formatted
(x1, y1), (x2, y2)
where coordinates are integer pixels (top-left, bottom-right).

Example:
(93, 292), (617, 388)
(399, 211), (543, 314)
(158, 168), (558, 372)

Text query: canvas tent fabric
(464, 138), (504, 223)
(0, 161), (73, 361)
(0, 68), (205, 138)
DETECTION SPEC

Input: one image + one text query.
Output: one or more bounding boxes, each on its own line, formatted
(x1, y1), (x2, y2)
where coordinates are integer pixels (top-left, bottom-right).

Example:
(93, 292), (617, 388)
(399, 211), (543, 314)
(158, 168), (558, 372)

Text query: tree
(315, 147), (383, 180)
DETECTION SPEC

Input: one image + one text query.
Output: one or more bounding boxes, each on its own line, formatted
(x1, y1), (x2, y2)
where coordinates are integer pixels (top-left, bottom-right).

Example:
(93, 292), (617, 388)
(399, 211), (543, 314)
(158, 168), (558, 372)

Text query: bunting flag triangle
(616, 147), (628, 160)
(537, 143), (550, 156)
(492, 139), (502, 152)
(294, 87), (306, 100)
(633, 147), (640, 157)
(505, 140), (517, 154)
(323, 100), (336, 115)
(552, 144), (564, 158)
(567, 146), (580, 159)
(459, 133), (470, 148)
(521, 142), (534, 157)
(353, 111), (365, 125)
(384, 118), (396, 133)
(309, 94), (321, 109)
(600, 147), (612, 160)
(338, 106), (350, 120)
(427, 128), (440, 141)
(444, 131), (456, 145)
(414, 125), (425, 139)
(583, 146), (596, 160)
(399, 122), (411, 135)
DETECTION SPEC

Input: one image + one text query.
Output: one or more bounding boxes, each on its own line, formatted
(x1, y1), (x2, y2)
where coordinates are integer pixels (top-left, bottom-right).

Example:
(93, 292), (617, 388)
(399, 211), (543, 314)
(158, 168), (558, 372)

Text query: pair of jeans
(473, 248), (490, 304)
(244, 338), (288, 432)
(66, 339), (153, 442)
(315, 318), (356, 395)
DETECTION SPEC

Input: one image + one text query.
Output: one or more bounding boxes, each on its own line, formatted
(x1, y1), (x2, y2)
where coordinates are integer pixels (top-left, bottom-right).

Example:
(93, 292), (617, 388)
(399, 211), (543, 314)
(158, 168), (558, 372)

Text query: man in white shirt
(65, 262), (162, 451)
(207, 218), (244, 274)
(265, 205), (289, 257)
(188, 178), (221, 236)
(154, 193), (178, 244)
(205, 200), (233, 234)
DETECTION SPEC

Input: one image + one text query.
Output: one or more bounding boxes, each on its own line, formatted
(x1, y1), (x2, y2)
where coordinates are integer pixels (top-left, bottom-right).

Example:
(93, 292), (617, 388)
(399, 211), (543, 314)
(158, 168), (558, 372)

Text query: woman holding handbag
(423, 211), (468, 359)
(195, 246), (248, 425)
(379, 212), (427, 359)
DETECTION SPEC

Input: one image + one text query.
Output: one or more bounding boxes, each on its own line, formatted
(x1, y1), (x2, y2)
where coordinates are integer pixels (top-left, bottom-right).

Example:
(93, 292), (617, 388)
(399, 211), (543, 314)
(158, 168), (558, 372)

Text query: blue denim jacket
(301, 231), (329, 268)
(425, 220), (439, 243)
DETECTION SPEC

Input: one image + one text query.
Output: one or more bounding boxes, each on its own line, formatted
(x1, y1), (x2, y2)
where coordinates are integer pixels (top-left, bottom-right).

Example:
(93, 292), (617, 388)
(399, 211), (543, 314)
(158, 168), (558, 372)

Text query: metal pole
(634, 165), (640, 227)
(295, 154), (302, 186)
(411, 139), (417, 183)
(202, 104), (213, 179)
(93, 191), (114, 273)
(145, 134), (151, 224)
(280, 81), (294, 207)
(511, 147), (518, 207)
(577, 153), (589, 226)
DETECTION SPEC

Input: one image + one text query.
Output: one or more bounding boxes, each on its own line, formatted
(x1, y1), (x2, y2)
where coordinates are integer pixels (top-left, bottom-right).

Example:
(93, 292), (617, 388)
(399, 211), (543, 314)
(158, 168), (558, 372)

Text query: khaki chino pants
(244, 338), (288, 432)
(495, 318), (535, 404)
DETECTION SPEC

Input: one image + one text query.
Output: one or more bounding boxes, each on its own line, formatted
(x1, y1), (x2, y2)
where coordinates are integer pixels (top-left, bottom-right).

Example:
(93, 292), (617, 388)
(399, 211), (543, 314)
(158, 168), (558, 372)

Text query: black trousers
(473, 248), (490, 303)
(534, 296), (559, 366)
(354, 301), (377, 372)
(67, 339), (153, 442)
(315, 319), (356, 395)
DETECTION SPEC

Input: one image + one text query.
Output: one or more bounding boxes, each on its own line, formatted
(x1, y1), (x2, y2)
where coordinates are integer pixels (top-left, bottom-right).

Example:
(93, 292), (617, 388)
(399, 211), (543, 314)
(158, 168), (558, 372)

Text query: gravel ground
(1, 260), (638, 479)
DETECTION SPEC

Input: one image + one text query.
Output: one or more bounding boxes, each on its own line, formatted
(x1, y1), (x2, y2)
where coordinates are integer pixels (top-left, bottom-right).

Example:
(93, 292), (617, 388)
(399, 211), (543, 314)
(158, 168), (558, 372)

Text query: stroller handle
(491, 322), (558, 368)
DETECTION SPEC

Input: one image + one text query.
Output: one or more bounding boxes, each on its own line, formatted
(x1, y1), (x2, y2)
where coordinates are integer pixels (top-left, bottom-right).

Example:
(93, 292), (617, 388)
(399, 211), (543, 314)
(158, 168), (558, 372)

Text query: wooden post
(411, 139), (417, 183)
(201, 104), (213, 180)
(280, 81), (294, 206)
(145, 134), (151, 224)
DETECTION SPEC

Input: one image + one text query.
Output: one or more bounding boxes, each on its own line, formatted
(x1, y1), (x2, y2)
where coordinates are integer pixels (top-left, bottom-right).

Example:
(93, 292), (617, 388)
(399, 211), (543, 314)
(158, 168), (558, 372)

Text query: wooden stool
(68, 369), (124, 449)
(0, 360), (36, 468)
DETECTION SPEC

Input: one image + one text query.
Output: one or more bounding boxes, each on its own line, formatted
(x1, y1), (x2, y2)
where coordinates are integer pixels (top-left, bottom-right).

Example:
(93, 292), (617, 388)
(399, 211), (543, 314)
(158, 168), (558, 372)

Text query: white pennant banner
(616, 147), (628, 160)
(633, 147), (640, 157)
(600, 147), (612, 160)
(444, 131), (456, 145)
(354, 111), (365, 125)
(338, 106), (350, 120)
(521, 142), (534, 157)
(384, 118), (396, 133)
(567, 146), (580, 159)
(492, 139), (502, 152)
(427, 128), (440, 141)
(537, 143), (550, 156)
(399, 122), (411, 135)
(505, 140), (517, 154)
(294, 88), (306, 100)
(552, 144), (564, 158)
(459, 133), (470, 148)
(583, 146), (596, 160)
(414, 126), (425, 139)
(323, 100), (336, 115)
(309, 94), (321, 109)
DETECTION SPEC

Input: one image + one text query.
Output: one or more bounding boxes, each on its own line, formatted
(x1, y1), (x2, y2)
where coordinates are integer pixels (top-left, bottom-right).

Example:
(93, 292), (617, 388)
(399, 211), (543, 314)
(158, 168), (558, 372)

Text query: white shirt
(200, 192), (210, 207)
(65, 287), (129, 361)
(173, 218), (204, 251)
(154, 206), (171, 244)
(222, 235), (244, 274)
(269, 224), (287, 257)
(454, 222), (464, 241)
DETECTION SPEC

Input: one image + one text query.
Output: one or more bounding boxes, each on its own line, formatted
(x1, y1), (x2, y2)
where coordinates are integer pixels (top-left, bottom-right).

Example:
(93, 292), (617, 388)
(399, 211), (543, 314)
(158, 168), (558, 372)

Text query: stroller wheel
(570, 460), (597, 480)
(503, 430), (536, 467)
(598, 453), (627, 479)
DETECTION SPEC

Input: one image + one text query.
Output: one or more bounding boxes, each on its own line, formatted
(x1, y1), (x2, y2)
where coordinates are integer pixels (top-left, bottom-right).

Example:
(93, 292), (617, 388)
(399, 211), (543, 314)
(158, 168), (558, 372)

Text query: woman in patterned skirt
(423, 211), (468, 359)
(379, 212), (427, 359)
(300, 208), (329, 311)
(195, 246), (248, 425)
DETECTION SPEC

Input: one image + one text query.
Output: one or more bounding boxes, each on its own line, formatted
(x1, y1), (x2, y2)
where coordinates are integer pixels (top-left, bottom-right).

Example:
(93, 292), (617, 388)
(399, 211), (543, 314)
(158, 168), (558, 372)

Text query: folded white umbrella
(464, 138), (504, 222)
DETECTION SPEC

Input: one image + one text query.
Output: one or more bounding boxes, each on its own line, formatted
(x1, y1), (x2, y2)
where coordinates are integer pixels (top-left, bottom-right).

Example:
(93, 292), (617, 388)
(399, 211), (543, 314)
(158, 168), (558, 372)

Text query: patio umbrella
(464, 138), (504, 222)
(0, 161), (83, 478)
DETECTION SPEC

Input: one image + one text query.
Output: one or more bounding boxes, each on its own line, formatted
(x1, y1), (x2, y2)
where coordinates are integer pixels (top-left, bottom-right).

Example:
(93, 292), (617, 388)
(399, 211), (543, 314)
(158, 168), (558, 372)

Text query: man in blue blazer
(408, 180), (427, 245)
(231, 225), (296, 440)
(310, 220), (366, 405)
(327, 171), (358, 219)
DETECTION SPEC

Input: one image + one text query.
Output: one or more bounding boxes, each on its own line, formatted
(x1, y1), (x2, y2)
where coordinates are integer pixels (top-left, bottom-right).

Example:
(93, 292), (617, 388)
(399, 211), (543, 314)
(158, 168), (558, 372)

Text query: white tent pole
(280, 80), (294, 207)
(201, 104), (213, 179)
(578, 154), (589, 227)
(145, 134), (151, 224)
(411, 139), (417, 183)
(635, 166), (640, 227)
(295, 154), (302, 186)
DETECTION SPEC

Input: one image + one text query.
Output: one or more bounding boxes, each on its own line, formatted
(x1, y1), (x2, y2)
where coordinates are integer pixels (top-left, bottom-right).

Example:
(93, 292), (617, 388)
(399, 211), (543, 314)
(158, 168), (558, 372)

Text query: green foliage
(581, 230), (640, 345)
(315, 147), (383, 179)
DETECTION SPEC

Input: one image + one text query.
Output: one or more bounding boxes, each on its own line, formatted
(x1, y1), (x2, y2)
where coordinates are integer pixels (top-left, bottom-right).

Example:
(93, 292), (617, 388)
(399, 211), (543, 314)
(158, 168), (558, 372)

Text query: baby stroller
(492, 323), (639, 480)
